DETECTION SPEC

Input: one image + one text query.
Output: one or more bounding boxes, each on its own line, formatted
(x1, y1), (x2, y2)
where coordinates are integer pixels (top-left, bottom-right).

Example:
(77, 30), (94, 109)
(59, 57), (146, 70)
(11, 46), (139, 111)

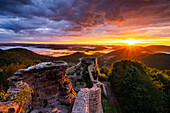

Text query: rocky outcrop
(6, 61), (73, 112)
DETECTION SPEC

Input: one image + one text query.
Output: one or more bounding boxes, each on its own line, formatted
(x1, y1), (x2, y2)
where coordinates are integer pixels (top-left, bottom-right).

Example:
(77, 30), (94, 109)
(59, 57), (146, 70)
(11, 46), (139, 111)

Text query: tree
(109, 60), (166, 113)
(100, 66), (111, 76)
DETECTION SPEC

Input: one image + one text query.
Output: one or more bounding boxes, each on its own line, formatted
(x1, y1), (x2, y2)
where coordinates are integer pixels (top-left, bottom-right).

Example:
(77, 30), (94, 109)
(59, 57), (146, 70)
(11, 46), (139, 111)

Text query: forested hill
(0, 48), (57, 67)
(0, 48), (96, 67)
(141, 53), (170, 70)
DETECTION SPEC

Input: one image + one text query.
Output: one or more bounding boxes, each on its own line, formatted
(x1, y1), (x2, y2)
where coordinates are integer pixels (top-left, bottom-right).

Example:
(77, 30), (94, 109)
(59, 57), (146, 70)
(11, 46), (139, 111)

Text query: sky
(0, 0), (170, 46)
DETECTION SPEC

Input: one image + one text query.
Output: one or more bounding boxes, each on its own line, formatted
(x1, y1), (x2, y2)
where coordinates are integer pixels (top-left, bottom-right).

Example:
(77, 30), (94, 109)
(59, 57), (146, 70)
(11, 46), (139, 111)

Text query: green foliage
(0, 63), (26, 89)
(34, 60), (41, 64)
(82, 70), (93, 88)
(0, 84), (6, 101)
(68, 62), (76, 68)
(100, 66), (111, 76)
(0, 85), (33, 107)
(98, 73), (107, 81)
(64, 78), (71, 86)
(101, 93), (116, 113)
(15, 87), (33, 106)
(109, 60), (167, 113)
(148, 68), (170, 112)
(82, 65), (93, 88)
(165, 70), (170, 76)
(141, 53), (170, 70)
(0, 48), (57, 89)
(93, 68), (107, 81)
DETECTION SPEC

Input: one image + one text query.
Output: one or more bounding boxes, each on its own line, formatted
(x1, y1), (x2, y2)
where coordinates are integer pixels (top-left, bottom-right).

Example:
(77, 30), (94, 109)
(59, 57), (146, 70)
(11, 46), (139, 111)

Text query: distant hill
(145, 45), (170, 52)
(1, 47), (170, 70)
(56, 52), (99, 63)
(140, 53), (170, 70)
(98, 46), (153, 66)
(0, 48), (96, 67)
(6, 48), (56, 62)
(0, 49), (21, 67)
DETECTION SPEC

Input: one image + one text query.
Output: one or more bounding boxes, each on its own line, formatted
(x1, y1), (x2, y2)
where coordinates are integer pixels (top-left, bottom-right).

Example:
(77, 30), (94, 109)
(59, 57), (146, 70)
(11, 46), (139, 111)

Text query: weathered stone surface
(0, 101), (20, 113)
(67, 73), (77, 82)
(52, 105), (68, 113)
(72, 88), (89, 113)
(6, 61), (73, 112)
(89, 87), (101, 113)
(71, 57), (103, 113)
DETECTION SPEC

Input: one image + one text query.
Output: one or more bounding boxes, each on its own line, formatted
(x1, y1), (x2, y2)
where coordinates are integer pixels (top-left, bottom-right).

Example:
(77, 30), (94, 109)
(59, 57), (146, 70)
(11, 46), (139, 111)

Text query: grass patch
(101, 93), (116, 113)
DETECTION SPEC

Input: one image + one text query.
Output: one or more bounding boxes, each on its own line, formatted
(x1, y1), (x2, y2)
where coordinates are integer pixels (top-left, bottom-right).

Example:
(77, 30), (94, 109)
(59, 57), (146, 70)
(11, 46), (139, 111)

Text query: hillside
(0, 49), (21, 67)
(141, 53), (170, 70)
(98, 46), (153, 66)
(1, 47), (170, 70)
(0, 48), (96, 67)
(56, 52), (100, 63)
(145, 45), (170, 52)
(6, 48), (56, 62)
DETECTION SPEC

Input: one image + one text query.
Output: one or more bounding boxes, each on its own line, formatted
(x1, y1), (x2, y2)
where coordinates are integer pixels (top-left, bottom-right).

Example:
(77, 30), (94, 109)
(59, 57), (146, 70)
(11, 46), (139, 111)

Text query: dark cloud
(0, 0), (169, 42)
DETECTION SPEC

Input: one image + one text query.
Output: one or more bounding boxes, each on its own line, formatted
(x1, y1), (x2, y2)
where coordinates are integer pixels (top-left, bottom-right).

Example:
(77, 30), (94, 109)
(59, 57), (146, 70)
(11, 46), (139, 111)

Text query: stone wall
(72, 87), (101, 113)
(72, 88), (89, 113)
(6, 61), (72, 112)
(67, 61), (81, 75)
(89, 87), (101, 113)
(71, 57), (108, 113)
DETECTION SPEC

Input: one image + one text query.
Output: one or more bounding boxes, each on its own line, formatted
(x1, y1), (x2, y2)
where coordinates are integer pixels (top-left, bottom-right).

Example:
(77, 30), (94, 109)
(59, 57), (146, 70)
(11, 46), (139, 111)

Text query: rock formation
(1, 61), (73, 113)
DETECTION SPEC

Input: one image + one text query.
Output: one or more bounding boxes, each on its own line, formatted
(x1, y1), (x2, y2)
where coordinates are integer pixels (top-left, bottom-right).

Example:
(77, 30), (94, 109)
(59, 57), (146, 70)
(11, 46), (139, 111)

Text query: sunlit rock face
(8, 61), (71, 110)
(0, 101), (20, 113)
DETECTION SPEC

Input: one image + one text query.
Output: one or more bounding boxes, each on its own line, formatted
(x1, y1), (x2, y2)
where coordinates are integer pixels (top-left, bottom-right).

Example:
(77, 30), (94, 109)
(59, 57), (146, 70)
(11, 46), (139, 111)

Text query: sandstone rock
(7, 61), (73, 112)
(67, 73), (77, 82)
(53, 105), (68, 113)
(77, 75), (82, 80)
(30, 108), (52, 113)
(0, 101), (20, 113)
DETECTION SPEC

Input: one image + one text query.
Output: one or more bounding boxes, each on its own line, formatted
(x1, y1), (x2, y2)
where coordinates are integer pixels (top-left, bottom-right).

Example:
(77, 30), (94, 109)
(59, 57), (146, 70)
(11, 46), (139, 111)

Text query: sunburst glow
(123, 39), (139, 45)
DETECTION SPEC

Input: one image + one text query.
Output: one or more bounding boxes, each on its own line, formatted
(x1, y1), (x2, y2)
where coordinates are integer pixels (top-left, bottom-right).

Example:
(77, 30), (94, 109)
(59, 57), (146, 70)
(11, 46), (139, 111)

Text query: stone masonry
(71, 57), (104, 113)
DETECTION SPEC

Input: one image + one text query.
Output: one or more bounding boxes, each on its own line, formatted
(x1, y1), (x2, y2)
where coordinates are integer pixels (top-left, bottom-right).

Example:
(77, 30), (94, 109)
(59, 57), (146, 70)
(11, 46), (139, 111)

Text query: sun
(123, 39), (139, 45)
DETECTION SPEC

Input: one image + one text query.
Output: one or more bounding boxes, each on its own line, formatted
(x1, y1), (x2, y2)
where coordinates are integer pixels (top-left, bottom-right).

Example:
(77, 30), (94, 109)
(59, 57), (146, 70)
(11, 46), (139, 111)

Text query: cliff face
(6, 61), (72, 112)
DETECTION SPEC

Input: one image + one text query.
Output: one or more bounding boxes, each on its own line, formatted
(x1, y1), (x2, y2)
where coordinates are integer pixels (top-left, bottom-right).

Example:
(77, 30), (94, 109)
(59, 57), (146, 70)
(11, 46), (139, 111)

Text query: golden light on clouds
(14, 37), (170, 46)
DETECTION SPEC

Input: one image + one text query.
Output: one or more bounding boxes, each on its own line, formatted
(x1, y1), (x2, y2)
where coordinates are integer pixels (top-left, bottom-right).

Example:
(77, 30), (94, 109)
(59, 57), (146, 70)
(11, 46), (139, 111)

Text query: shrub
(68, 62), (76, 68)
(98, 73), (107, 81)
(0, 85), (33, 112)
(109, 59), (166, 113)
(100, 66), (111, 76)
(64, 78), (71, 86)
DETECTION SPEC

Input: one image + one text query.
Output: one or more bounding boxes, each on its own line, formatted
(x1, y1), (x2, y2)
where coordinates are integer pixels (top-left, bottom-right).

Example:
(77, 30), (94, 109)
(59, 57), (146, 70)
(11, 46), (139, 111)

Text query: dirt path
(103, 82), (122, 113)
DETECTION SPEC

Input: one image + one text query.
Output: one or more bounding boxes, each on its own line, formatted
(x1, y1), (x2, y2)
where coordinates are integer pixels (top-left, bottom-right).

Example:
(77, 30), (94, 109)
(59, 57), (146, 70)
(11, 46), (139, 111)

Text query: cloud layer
(0, 0), (169, 43)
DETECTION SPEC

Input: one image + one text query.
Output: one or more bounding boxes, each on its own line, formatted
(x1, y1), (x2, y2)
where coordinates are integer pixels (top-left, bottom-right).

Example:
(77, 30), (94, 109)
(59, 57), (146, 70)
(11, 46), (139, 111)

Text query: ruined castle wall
(72, 88), (89, 113)
(67, 61), (81, 74)
(71, 87), (102, 113)
(89, 87), (101, 113)
(88, 63), (95, 82)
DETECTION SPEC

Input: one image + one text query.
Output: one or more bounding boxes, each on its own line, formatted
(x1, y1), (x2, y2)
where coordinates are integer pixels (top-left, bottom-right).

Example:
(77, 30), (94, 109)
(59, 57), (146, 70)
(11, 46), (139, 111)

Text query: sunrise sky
(0, 0), (169, 46)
